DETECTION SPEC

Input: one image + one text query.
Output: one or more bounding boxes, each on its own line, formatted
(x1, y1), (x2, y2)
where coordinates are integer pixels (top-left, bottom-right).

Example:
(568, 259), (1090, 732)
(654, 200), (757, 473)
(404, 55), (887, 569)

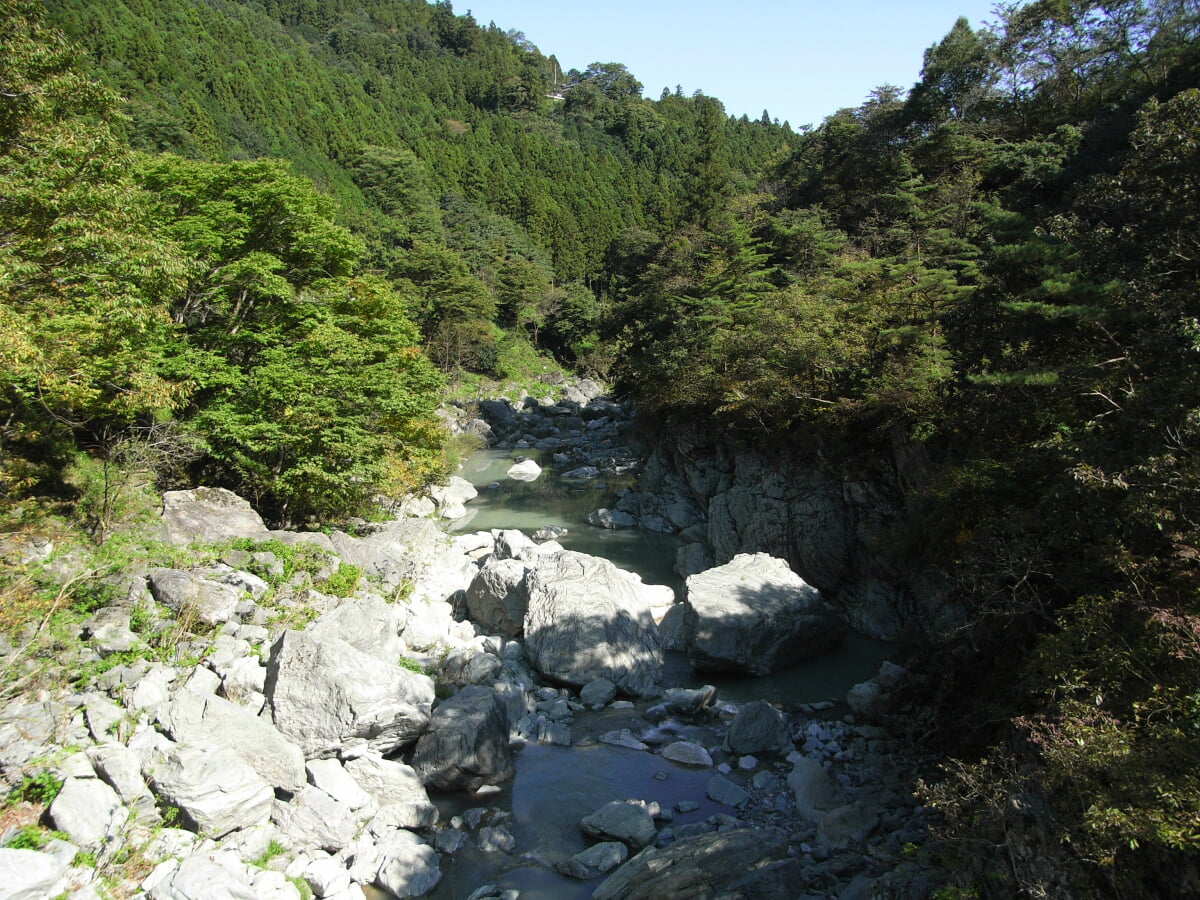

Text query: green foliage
(396, 655), (427, 675)
(318, 563), (361, 598)
(250, 839), (288, 869)
(0, 0), (191, 497)
(10, 771), (64, 806)
(4, 826), (48, 850)
(287, 875), (314, 900)
(226, 538), (331, 585)
(71, 649), (151, 690)
(11, 0), (1200, 893)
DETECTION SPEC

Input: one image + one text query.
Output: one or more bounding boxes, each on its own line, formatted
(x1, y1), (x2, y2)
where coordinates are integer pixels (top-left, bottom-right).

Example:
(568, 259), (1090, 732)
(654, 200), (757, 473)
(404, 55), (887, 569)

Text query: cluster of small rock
(441, 377), (639, 478)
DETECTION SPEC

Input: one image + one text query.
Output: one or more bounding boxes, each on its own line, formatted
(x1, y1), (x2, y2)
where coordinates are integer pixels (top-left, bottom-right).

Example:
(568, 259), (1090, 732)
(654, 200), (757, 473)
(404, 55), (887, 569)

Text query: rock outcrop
(591, 828), (799, 900)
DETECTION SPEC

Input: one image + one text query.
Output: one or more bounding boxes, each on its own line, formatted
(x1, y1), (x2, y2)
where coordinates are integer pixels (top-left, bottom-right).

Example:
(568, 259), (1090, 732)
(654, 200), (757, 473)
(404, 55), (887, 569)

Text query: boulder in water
(682, 553), (847, 675)
(523, 551), (663, 697)
(580, 800), (657, 850)
(506, 459), (542, 482)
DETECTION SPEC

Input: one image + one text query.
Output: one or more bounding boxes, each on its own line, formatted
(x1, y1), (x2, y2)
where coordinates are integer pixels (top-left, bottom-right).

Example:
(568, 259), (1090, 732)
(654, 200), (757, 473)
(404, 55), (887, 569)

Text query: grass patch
(250, 838), (288, 869)
(9, 772), (64, 806)
(397, 656), (428, 675)
(4, 825), (52, 850)
(318, 562), (361, 598)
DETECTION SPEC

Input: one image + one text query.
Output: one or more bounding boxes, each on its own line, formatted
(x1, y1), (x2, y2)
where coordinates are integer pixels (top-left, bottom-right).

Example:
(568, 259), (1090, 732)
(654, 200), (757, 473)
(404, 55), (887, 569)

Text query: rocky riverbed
(0, 382), (939, 899)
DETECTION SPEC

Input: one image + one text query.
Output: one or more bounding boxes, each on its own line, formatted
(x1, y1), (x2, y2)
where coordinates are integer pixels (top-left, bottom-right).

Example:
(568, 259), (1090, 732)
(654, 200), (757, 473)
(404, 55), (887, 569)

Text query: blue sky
(454, 0), (1008, 129)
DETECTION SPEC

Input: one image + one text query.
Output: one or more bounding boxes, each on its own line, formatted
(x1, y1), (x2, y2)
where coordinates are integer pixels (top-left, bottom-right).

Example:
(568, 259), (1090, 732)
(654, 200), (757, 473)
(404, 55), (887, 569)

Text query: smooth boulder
(523, 551), (663, 697)
(464, 558), (529, 637)
(683, 553), (847, 675)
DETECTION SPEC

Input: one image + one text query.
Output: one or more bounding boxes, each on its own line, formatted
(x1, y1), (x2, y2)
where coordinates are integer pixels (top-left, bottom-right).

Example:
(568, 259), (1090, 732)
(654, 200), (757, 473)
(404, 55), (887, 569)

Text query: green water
(451, 448), (684, 596)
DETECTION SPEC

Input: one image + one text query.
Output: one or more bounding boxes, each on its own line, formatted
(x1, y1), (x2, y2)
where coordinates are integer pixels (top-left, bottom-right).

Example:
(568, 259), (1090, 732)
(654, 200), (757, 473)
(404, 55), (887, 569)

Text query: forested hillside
(600, 2), (1200, 896)
(4, 0), (1200, 895)
(4, 0), (795, 524)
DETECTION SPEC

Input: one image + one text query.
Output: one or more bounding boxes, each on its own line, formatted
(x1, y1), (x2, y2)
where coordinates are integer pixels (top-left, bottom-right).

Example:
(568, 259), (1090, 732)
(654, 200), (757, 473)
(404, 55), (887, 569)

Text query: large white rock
(266, 629), (434, 758)
(305, 758), (371, 810)
(683, 553), (847, 675)
(0, 847), (70, 899)
(373, 830), (441, 898)
(343, 754), (438, 830)
(159, 487), (270, 547)
(306, 594), (405, 662)
(303, 855), (354, 898)
(506, 459), (542, 482)
(523, 550), (663, 697)
(145, 853), (260, 900)
(47, 776), (124, 851)
(144, 742), (274, 838)
(159, 692), (306, 794)
(428, 475), (478, 519)
(271, 787), (358, 852)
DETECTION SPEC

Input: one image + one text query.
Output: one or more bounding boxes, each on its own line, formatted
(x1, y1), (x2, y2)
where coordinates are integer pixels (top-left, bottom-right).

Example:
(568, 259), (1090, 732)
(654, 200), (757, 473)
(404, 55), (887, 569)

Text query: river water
(409, 447), (895, 899)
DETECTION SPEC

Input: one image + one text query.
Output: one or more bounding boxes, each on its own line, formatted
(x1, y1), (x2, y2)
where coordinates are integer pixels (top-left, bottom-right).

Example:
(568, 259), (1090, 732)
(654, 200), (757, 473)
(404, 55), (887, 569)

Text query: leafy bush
(10, 772), (64, 806)
(318, 563), (361, 598)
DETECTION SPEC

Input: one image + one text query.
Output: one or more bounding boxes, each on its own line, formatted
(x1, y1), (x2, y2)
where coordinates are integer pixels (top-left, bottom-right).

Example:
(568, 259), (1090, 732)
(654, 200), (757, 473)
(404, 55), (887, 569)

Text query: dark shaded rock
(722, 700), (792, 755)
(591, 828), (799, 900)
(464, 558), (529, 637)
(581, 801), (657, 851)
(412, 686), (514, 791)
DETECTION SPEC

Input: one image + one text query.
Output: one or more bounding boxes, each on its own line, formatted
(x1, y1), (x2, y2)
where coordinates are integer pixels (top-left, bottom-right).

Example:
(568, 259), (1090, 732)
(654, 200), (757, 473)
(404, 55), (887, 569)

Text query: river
(392, 447), (896, 899)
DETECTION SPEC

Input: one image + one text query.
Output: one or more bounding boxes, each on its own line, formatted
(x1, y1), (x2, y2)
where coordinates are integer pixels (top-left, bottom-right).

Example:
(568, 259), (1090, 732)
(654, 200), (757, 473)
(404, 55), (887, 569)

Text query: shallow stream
(415, 447), (894, 898)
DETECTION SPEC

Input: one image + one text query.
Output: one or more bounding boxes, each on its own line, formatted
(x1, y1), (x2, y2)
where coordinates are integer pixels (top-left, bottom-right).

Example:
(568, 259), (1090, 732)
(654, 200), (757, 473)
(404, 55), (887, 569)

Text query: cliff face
(629, 423), (957, 640)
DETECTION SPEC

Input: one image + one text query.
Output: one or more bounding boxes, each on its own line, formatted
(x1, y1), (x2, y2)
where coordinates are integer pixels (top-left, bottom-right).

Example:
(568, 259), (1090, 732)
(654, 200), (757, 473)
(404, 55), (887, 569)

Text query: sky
(454, 0), (1008, 129)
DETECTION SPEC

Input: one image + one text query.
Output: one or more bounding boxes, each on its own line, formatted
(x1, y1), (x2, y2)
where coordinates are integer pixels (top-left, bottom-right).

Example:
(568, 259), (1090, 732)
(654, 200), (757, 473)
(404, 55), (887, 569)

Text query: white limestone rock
(144, 742), (273, 839)
(47, 776), (124, 851)
(159, 692), (305, 794)
(265, 629), (434, 758)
